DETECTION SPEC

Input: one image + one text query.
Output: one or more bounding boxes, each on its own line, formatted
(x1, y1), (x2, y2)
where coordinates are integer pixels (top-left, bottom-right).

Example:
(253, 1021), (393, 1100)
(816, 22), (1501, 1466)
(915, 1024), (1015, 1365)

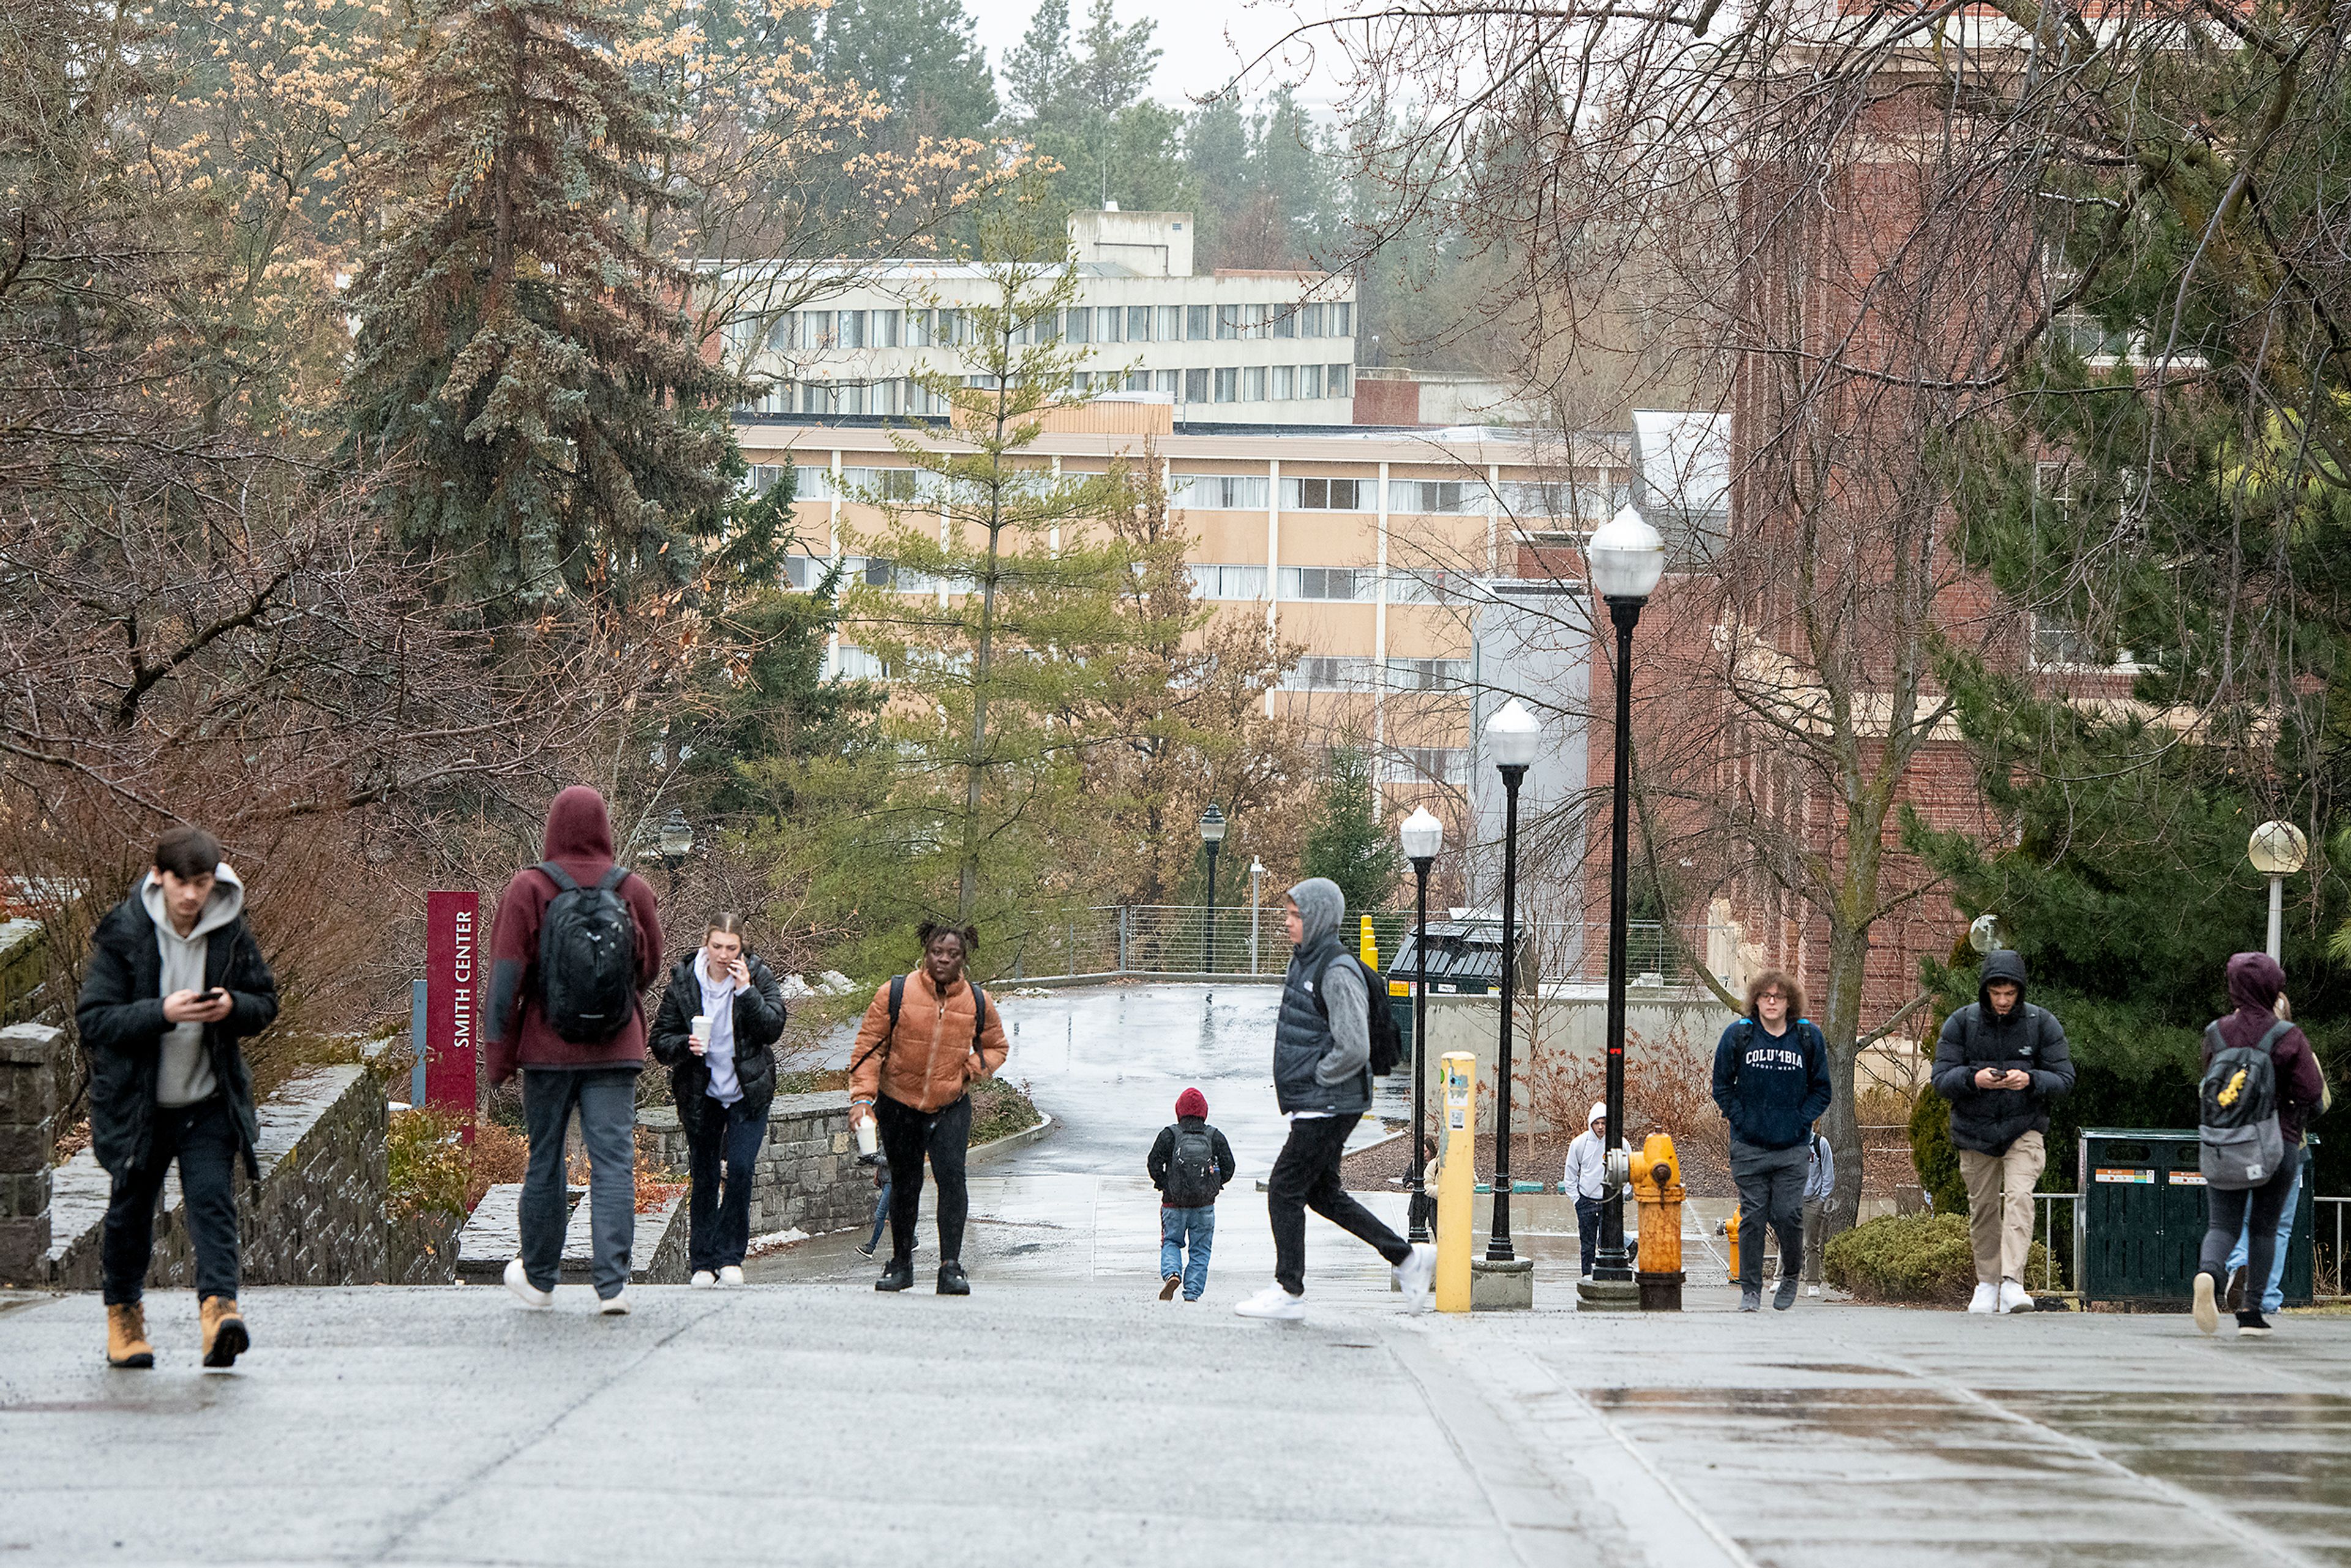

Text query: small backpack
(535, 862), (639, 1045)
(1312, 954), (1405, 1078)
(2198, 1017), (2292, 1190)
(1163, 1123), (1222, 1207)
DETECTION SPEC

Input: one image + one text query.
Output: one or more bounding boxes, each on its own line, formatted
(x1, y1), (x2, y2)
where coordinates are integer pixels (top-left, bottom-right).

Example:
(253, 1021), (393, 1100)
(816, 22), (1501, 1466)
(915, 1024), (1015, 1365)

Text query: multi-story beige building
(718, 211), (1360, 426)
(737, 396), (1635, 798)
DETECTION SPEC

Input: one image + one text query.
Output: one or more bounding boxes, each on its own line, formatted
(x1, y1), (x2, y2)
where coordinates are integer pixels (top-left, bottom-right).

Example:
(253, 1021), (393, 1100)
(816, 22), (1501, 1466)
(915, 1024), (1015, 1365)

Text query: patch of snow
(816, 970), (858, 997)
(746, 1227), (810, 1254)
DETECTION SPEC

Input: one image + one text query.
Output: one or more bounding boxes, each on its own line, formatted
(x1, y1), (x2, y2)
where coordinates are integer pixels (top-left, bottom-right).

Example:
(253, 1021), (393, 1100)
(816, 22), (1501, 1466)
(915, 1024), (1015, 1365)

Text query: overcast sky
(958, 0), (1356, 112)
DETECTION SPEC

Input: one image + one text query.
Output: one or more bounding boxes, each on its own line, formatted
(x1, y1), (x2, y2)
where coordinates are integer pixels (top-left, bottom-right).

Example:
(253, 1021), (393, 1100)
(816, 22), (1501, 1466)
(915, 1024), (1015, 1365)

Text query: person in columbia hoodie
(1232, 878), (1435, 1320)
(1712, 969), (1834, 1312)
(486, 786), (663, 1313)
(77, 825), (278, 1370)
(2191, 952), (2327, 1338)
(1930, 948), (2075, 1315)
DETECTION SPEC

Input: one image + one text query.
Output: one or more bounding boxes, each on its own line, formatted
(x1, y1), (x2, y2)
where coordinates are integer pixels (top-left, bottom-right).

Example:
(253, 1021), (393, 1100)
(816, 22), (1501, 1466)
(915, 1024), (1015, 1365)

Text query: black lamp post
(1198, 804), (1226, 971)
(1400, 806), (1444, 1245)
(1483, 697), (1540, 1264)
(1588, 505), (1666, 1283)
(657, 807), (694, 904)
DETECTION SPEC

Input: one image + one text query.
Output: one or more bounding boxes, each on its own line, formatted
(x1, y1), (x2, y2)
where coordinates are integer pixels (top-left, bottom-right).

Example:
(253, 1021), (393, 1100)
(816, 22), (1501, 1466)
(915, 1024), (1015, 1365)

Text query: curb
(968, 1112), (1056, 1166)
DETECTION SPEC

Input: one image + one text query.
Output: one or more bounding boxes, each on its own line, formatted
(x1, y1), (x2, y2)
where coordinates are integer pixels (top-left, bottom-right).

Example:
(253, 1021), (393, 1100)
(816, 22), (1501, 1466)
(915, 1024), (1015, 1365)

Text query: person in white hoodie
(1562, 1101), (1624, 1279)
(76, 826), (278, 1370)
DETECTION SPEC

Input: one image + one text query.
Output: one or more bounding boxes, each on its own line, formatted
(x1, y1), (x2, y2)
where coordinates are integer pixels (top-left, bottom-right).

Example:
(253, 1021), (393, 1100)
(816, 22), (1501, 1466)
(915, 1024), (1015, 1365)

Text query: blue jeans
(1160, 1205), (1216, 1299)
(686, 1096), (767, 1272)
(520, 1068), (637, 1299)
(866, 1180), (891, 1252)
(2226, 1148), (2303, 1314)
(1575, 1195), (1602, 1276)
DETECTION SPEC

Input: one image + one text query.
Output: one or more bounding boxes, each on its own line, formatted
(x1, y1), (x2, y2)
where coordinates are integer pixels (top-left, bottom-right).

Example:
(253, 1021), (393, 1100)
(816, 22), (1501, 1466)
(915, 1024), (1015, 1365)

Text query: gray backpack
(2198, 1018), (2292, 1191)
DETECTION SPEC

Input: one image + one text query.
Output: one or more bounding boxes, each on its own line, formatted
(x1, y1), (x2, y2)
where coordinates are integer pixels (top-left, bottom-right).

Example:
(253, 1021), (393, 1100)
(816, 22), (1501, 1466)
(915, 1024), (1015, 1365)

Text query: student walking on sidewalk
(1712, 970), (1832, 1313)
(1148, 1087), (1236, 1300)
(650, 913), (787, 1288)
(848, 921), (1010, 1296)
(486, 786), (663, 1316)
(1930, 950), (2075, 1315)
(2193, 953), (2327, 1338)
(78, 826), (279, 1370)
(1799, 1126), (1834, 1297)
(1234, 878), (1434, 1321)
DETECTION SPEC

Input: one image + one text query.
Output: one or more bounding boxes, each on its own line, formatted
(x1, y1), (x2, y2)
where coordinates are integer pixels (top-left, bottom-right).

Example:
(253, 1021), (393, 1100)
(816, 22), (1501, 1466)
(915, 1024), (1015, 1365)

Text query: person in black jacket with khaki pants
(75, 825), (279, 1370)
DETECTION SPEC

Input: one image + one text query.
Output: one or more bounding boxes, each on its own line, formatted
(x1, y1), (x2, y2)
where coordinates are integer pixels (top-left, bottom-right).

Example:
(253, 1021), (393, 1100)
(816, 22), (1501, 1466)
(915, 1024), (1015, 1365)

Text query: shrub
(1907, 1089), (1967, 1215)
(969, 1075), (1042, 1146)
(387, 1108), (470, 1221)
(1826, 1212), (2049, 1305)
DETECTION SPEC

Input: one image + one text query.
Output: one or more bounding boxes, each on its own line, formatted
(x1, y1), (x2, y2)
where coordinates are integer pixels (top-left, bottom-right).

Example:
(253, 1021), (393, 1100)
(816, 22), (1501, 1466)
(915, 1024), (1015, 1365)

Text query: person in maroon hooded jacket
(2194, 952), (2328, 1338)
(486, 787), (664, 1315)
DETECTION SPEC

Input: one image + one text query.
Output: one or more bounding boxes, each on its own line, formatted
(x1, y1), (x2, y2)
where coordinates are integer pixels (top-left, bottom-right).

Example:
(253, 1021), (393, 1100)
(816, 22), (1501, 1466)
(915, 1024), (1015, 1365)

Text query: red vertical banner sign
(424, 891), (481, 1128)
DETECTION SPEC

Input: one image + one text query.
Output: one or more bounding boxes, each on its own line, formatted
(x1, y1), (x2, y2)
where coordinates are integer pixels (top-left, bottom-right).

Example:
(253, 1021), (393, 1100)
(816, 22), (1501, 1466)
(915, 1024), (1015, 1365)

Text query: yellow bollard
(1359, 915), (1379, 970)
(1631, 1132), (1686, 1311)
(1434, 1051), (1476, 1313)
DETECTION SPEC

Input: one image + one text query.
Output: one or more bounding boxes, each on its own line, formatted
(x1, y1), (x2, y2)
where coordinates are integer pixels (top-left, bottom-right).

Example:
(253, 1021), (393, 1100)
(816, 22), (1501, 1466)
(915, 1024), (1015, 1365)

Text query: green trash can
(2076, 1128), (2317, 1308)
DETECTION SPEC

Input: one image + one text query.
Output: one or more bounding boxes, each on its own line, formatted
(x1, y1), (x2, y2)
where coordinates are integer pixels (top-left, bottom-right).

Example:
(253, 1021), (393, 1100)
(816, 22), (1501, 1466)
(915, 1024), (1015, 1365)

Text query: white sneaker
(503, 1258), (552, 1309)
(2192, 1271), (2219, 1335)
(598, 1292), (631, 1316)
(718, 1266), (744, 1288)
(1393, 1243), (1436, 1314)
(1967, 1282), (1998, 1314)
(689, 1270), (717, 1289)
(1233, 1284), (1307, 1321)
(1997, 1279), (2034, 1314)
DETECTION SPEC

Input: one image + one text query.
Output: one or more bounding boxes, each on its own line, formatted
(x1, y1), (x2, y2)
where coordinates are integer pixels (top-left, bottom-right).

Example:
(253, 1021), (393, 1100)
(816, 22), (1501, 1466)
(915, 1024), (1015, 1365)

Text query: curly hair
(1745, 968), (1805, 1022)
(915, 919), (981, 954)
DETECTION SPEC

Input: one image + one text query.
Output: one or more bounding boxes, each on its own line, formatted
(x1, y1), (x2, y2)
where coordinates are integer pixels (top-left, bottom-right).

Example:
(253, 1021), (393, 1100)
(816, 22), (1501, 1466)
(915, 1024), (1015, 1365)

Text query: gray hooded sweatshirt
(140, 863), (246, 1107)
(1270, 877), (1373, 1116)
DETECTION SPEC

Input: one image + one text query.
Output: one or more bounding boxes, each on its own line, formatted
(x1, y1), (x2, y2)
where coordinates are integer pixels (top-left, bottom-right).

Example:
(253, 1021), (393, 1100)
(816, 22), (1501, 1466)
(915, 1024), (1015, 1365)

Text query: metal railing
(2317, 1196), (2351, 1300)
(2033, 1192), (2079, 1296)
(994, 905), (1732, 986)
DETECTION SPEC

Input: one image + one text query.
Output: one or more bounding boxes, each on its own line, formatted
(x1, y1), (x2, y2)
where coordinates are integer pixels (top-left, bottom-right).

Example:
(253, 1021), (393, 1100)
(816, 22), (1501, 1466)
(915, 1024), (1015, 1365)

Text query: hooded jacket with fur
(485, 787), (664, 1081)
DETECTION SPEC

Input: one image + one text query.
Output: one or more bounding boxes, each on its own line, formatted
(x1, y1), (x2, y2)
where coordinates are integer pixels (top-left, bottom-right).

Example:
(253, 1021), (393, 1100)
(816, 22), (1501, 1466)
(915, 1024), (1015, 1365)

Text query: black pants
(101, 1097), (241, 1307)
(2200, 1153), (2300, 1302)
(876, 1093), (972, 1267)
(1730, 1139), (1808, 1291)
(686, 1097), (767, 1272)
(1269, 1112), (1410, 1295)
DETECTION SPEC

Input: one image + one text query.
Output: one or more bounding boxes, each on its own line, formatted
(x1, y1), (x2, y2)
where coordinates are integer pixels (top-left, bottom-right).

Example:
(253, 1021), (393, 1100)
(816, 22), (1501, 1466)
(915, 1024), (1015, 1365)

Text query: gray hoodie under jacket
(1270, 877), (1372, 1116)
(141, 865), (247, 1106)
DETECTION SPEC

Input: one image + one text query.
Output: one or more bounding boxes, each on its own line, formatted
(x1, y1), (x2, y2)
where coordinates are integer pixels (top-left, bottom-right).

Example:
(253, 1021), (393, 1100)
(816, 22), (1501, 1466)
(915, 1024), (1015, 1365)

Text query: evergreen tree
(1002, 0), (1074, 125)
(1302, 748), (1402, 912)
(815, 0), (999, 146)
(345, 0), (747, 609)
(1185, 96), (1253, 268)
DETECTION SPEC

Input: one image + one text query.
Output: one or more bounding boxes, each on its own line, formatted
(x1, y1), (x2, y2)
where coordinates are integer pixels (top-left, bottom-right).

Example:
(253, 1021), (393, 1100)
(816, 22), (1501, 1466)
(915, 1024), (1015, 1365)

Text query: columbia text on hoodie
(1711, 1013), (1832, 1152)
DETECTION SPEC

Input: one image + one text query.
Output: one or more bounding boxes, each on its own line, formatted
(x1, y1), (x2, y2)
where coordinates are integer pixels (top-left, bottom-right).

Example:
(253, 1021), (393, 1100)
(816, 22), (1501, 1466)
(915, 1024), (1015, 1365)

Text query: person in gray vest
(1234, 878), (1435, 1320)
(1931, 949), (2075, 1315)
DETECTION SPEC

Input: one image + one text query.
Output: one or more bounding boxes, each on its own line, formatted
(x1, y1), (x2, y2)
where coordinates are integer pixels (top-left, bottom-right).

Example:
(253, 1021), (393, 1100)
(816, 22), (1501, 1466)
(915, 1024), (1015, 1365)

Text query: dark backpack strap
(2258, 1018), (2294, 1054)
(594, 864), (628, 892)
(537, 860), (580, 893)
(970, 984), (987, 1050)
(889, 973), (906, 1028)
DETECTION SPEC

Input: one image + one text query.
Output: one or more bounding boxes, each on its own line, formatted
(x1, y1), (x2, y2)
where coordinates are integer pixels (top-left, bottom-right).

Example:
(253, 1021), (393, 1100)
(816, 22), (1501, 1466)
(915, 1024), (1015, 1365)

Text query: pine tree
(345, 0), (748, 609)
(815, 0), (1000, 146)
(1302, 749), (1402, 913)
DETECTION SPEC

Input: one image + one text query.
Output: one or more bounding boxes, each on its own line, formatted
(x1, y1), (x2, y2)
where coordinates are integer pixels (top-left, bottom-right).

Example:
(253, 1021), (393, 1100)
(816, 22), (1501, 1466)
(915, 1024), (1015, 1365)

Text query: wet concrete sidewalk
(6, 1278), (2349, 1566)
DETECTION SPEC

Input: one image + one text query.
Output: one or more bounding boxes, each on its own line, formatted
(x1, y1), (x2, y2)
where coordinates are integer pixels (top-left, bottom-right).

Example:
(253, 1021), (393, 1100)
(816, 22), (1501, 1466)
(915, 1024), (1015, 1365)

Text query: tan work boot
(107, 1303), (154, 1368)
(199, 1295), (249, 1368)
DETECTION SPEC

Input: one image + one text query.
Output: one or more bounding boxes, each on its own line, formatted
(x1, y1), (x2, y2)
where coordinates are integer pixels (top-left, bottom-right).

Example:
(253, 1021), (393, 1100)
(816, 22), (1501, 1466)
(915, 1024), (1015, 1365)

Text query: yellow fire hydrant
(1630, 1131), (1685, 1311)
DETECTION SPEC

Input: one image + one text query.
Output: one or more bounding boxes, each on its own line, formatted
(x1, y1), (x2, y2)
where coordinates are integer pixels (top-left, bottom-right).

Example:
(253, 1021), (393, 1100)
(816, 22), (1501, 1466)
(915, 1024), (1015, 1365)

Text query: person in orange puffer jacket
(848, 921), (1011, 1296)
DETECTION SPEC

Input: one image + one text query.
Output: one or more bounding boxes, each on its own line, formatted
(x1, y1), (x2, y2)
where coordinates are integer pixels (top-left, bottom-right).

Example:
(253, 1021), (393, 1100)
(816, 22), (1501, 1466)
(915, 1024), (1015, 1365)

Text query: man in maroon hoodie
(2194, 951), (2328, 1338)
(486, 787), (664, 1314)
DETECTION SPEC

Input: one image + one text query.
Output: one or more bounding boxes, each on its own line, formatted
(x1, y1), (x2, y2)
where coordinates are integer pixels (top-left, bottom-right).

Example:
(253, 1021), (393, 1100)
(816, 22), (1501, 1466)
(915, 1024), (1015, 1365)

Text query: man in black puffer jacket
(76, 825), (278, 1371)
(1932, 949), (2074, 1315)
(648, 914), (787, 1286)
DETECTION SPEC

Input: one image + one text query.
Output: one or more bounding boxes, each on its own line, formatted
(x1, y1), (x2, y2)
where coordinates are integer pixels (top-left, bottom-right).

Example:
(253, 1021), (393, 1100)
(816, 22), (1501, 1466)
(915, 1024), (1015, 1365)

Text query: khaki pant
(1957, 1129), (2044, 1287)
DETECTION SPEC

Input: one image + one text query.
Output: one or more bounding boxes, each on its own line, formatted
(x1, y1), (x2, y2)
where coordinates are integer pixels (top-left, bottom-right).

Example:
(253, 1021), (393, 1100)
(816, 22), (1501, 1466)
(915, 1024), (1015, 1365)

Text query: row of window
(823, 639), (1473, 716)
(737, 362), (1357, 420)
(1187, 564), (1474, 606)
(746, 302), (1354, 356)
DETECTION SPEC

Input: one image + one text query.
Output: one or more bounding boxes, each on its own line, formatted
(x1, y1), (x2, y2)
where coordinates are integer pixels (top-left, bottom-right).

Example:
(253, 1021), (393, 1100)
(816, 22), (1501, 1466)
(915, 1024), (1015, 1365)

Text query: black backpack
(535, 862), (639, 1045)
(1311, 953), (1404, 1078)
(2199, 1018), (2291, 1190)
(1163, 1123), (1222, 1207)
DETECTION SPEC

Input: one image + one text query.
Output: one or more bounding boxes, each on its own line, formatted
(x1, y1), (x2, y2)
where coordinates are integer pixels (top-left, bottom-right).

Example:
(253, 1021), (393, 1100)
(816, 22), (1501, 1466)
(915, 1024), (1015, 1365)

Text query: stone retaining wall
(637, 1091), (867, 1239)
(0, 1023), (64, 1283)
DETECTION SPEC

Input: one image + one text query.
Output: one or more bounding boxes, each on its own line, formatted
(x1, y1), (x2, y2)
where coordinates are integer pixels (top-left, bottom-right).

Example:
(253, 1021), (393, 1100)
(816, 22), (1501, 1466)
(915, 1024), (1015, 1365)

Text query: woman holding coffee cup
(847, 921), (1010, 1296)
(650, 914), (788, 1286)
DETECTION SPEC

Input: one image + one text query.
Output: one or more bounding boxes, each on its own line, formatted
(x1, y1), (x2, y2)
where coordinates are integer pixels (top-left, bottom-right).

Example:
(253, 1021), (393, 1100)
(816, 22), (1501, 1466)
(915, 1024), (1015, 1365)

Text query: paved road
(6, 1281), (2349, 1566)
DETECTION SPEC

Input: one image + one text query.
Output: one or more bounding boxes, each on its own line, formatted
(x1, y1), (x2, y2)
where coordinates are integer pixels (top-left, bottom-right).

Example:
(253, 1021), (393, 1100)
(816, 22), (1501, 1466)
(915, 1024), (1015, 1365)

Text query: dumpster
(2076, 1128), (2318, 1308)
(1386, 919), (1504, 1052)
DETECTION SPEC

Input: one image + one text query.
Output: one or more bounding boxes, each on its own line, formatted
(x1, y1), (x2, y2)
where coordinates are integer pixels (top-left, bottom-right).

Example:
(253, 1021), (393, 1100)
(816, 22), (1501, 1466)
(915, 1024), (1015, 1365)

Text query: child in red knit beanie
(1146, 1087), (1235, 1301)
